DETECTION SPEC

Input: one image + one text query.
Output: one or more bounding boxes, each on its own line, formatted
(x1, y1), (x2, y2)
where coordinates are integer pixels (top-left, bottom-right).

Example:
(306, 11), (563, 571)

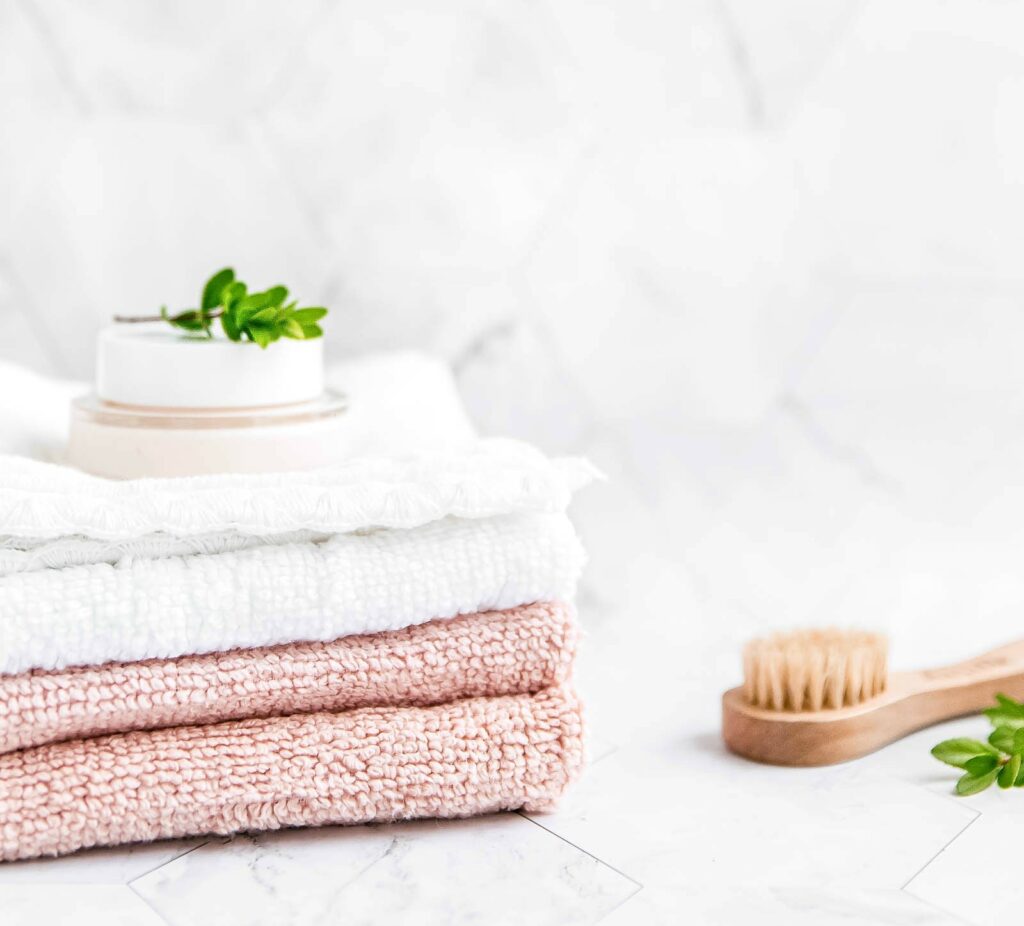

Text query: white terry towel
(0, 512), (583, 675)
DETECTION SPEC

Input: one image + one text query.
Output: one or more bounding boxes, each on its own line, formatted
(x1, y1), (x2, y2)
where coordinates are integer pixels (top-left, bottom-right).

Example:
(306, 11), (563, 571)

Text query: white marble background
(4, 1), (1024, 923)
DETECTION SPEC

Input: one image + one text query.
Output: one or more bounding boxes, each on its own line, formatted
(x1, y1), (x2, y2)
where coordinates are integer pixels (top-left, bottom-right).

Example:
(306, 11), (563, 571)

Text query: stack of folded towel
(0, 374), (596, 861)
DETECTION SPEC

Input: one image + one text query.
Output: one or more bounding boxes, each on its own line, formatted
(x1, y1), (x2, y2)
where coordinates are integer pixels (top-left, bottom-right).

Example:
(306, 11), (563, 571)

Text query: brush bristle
(742, 629), (888, 711)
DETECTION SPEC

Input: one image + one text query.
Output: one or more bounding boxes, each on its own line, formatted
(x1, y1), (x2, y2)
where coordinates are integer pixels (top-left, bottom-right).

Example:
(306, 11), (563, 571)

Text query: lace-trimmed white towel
(0, 441), (595, 541)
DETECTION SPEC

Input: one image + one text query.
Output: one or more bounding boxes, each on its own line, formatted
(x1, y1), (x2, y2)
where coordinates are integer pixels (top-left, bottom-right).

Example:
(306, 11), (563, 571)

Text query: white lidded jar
(68, 324), (347, 479)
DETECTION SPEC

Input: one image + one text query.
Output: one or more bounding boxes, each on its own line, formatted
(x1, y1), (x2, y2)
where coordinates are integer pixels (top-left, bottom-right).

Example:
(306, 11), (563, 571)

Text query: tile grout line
(126, 882), (175, 926)
(900, 811), (981, 891)
(903, 891), (977, 926)
(593, 884), (644, 924)
(126, 840), (211, 886)
(325, 836), (401, 896)
(515, 812), (643, 890)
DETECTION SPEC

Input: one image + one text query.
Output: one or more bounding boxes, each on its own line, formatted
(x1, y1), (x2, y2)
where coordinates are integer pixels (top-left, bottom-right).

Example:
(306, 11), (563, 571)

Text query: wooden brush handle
(722, 639), (1024, 767)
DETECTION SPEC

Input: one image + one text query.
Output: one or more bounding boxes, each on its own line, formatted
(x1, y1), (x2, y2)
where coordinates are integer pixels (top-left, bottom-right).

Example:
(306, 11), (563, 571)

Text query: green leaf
(995, 693), (1024, 713)
(235, 295), (263, 324)
(170, 309), (206, 332)
(1013, 729), (1024, 754)
(1015, 760), (1024, 786)
(957, 767), (1000, 795)
(247, 307), (279, 325)
(237, 292), (288, 327)
(221, 308), (241, 341)
(221, 281), (247, 310)
(282, 318), (305, 339)
(984, 694), (1024, 728)
(201, 268), (234, 311)
(292, 307), (327, 325)
(931, 739), (999, 769)
(240, 292), (275, 309)
(250, 326), (273, 349)
(142, 270), (328, 350)
(964, 754), (999, 776)
(984, 708), (1024, 730)
(263, 285), (288, 307)
(1000, 753), (1021, 788)
(989, 726), (1016, 754)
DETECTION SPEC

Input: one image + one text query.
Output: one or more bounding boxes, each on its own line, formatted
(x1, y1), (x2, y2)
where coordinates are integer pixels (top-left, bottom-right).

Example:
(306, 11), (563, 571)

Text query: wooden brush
(721, 629), (1024, 766)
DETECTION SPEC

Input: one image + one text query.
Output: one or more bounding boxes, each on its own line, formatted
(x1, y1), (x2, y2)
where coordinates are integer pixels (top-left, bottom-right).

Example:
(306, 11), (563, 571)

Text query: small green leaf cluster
(159, 268), (327, 349)
(932, 694), (1024, 795)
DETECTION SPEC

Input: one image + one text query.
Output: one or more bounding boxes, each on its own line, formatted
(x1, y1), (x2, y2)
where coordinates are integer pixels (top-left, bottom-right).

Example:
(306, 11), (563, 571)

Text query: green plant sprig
(932, 693), (1024, 795)
(116, 268), (328, 349)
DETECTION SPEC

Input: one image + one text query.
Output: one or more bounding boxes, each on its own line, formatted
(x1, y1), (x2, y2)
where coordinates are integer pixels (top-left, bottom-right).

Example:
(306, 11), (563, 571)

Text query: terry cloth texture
(0, 603), (577, 754)
(0, 686), (584, 861)
(0, 512), (584, 674)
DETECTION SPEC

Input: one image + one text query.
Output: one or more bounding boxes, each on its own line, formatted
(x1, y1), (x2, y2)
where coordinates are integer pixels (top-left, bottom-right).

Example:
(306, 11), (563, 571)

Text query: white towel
(0, 512), (584, 674)
(0, 439), (595, 545)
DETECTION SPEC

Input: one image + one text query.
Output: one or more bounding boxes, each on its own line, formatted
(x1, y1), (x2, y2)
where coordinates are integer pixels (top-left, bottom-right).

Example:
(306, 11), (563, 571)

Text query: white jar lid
(96, 324), (325, 409)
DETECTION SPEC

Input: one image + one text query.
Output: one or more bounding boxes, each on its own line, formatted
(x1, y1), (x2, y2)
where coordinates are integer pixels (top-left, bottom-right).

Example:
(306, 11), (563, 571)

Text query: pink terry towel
(0, 686), (583, 862)
(0, 603), (576, 755)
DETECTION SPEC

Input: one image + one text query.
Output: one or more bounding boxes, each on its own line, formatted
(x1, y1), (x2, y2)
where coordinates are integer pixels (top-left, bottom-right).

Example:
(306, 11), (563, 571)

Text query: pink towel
(0, 603), (576, 755)
(0, 686), (583, 861)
